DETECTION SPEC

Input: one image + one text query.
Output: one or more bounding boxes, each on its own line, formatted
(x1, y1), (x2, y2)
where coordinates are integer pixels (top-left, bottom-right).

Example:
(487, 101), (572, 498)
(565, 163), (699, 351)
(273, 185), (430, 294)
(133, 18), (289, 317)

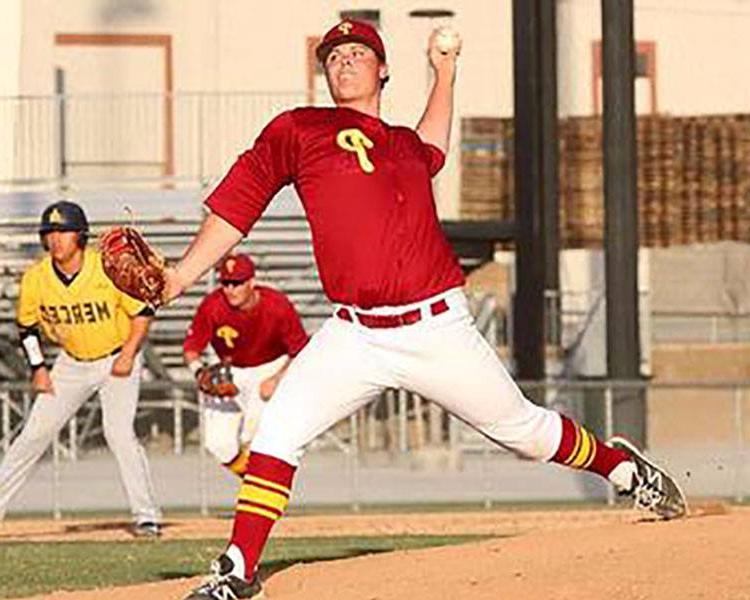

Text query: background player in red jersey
(183, 253), (308, 477)
(171, 21), (686, 600)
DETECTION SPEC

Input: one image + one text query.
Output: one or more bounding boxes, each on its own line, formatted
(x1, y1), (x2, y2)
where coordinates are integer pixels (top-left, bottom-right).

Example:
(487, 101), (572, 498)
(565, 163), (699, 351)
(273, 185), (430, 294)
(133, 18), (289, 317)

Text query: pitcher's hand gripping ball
(99, 226), (167, 309)
(197, 362), (240, 398)
(434, 26), (462, 54)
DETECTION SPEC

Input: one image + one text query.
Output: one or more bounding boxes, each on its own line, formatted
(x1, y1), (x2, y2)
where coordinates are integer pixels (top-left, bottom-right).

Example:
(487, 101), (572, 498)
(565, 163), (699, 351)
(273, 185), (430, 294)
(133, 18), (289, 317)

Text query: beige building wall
(16, 1), (510, 111)
(0, 0), (22, 96)
(0, 1), (23, 184)
(13, 0), (750, 117)
(7, 1), (750, 207)
(558, 0), (750, 117)
(13, 0), (514, 213)
(634, 0), (750, 115)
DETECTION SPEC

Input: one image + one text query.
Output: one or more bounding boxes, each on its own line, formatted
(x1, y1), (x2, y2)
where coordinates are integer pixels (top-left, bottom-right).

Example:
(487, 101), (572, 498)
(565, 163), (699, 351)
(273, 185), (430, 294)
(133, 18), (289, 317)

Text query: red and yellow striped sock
(550, 415), (630, 478)
(229, 452), (295, 577)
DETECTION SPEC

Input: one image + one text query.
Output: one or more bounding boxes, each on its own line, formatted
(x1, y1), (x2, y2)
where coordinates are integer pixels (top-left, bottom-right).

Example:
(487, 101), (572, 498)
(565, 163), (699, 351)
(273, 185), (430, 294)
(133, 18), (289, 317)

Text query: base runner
(0, 201), (162, 536)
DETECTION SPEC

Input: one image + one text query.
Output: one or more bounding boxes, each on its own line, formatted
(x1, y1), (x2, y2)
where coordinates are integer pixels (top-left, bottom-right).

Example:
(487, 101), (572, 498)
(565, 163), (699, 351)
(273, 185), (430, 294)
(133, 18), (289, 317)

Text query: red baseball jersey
(183, 285), (309, 367)
(205, 107), (465, 309)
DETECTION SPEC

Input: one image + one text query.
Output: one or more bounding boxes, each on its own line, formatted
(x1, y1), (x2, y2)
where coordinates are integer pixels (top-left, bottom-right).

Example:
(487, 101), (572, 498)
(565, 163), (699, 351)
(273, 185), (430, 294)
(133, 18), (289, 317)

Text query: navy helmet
(39, 201), (89, 247)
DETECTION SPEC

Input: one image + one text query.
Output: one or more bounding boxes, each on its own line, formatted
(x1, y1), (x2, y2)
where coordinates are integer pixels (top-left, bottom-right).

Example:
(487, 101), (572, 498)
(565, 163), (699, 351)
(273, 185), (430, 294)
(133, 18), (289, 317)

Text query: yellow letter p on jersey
(336, 128), (375, 173)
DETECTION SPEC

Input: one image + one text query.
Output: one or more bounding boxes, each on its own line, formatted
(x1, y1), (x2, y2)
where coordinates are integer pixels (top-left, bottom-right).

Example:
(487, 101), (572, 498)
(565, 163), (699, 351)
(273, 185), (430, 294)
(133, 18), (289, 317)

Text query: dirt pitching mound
(8, 506), (750, 600)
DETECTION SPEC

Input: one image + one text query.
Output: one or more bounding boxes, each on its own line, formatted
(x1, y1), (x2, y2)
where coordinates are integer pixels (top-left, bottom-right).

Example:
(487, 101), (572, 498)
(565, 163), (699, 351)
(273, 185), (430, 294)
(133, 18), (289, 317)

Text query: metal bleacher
(0, 204), (506, 457)
(0, 213), (330, 382)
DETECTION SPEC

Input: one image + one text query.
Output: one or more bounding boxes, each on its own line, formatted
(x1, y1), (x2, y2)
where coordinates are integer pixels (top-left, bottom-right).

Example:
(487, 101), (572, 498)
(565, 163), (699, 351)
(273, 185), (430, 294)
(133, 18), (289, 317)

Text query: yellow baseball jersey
(17, 248), (145, 360)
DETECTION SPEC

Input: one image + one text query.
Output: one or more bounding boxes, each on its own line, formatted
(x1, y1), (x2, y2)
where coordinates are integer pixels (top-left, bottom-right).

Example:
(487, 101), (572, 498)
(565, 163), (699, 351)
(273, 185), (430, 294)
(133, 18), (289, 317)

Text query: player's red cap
(219, 253), (255, 282)
(316, 20), (386, 63)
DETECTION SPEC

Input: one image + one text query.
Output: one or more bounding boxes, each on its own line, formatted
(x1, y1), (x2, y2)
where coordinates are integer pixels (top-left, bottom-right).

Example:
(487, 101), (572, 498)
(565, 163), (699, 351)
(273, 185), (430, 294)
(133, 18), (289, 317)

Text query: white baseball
(434, 26), (461, 54)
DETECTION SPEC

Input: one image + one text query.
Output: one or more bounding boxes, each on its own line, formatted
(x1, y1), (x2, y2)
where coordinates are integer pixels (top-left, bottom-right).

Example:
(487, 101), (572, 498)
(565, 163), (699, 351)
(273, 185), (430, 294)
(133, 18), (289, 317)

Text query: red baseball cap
(219, 253), (255, 282)
(316, 20), (386, 63)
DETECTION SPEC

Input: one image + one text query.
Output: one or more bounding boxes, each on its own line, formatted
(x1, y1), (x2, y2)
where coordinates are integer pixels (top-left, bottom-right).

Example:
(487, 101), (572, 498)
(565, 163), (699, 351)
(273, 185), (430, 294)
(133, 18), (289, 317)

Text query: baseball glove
(99, 226), (167, 308)
(197, 362), (239, 398)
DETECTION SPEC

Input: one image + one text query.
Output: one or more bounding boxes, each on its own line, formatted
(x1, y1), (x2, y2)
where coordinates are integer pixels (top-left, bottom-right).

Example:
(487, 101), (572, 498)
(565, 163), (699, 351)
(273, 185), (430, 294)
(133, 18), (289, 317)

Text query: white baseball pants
(201, 356), (288, 464)
(251, 288), (563, 466)
(0, 351), (161, 523)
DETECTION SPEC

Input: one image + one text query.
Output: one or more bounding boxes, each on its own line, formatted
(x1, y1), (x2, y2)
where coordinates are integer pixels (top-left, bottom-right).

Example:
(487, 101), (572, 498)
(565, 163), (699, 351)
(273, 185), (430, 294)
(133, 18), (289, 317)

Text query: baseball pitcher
(183, 253), (308, 477)
(132, 21), (685, 599)
(0, 201), (162, 536)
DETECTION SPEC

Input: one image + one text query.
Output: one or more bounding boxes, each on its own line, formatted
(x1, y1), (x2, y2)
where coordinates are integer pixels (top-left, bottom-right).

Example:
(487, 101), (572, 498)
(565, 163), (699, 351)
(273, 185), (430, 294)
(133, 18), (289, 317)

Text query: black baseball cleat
(130, 521), (162, 538)
(608, 436), (688, 520)
(183, 554), (264, 600)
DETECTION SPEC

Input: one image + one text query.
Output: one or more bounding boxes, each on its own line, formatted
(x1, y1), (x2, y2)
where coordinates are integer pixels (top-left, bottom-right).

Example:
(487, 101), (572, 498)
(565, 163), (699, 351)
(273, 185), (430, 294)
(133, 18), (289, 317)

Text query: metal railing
(0, 91), (307, 189)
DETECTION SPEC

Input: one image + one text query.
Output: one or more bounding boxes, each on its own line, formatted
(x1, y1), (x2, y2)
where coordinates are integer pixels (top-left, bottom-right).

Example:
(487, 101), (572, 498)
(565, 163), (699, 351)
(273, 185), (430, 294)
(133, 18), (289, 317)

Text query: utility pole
(602, 0), (644, 444)
(512, 0), (559, 385)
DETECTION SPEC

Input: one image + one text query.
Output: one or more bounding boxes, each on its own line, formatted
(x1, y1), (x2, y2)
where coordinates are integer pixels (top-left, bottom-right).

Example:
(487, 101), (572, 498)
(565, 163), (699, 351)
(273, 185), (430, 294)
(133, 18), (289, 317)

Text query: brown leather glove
(196, 362), (239, 398)
(99, 226), (167, 308)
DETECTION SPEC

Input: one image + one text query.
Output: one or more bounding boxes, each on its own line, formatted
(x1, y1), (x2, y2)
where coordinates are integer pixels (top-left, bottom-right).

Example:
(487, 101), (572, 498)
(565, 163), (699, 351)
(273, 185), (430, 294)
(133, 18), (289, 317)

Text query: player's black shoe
(608, 436), (688, 520)
(183, 554), (264, 600)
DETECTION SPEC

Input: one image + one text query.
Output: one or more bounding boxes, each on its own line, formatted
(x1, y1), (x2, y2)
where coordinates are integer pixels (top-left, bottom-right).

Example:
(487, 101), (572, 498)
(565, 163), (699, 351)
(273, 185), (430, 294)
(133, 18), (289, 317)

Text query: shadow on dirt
(155, 548), (394, 581)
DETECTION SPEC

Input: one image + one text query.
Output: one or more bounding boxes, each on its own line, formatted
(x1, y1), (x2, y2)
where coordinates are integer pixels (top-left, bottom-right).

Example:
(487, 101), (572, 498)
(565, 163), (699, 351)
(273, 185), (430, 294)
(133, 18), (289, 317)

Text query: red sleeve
(276, 295), (309, 357)
(183, 297), (214, 355)
(204, 111), (298, 234)
(421, 142), (446, 177)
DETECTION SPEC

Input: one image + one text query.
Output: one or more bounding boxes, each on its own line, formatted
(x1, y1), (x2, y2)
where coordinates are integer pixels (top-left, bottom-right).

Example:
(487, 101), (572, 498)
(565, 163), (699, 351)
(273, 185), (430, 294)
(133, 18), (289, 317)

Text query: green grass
(0, 499), (617, 522)
(0, 535), (491, 598)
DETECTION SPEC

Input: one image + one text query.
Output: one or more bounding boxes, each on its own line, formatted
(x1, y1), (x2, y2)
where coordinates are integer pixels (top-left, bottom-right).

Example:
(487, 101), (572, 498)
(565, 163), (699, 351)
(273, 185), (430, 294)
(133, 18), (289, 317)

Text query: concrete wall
(650, 242), (750, 314)
(649, 343), (750, 446)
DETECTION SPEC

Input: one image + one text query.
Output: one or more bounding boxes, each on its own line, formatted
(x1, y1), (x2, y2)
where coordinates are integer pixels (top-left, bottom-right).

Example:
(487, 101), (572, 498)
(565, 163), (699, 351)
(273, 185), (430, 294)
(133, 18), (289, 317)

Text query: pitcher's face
(324, 43), (388, 104)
